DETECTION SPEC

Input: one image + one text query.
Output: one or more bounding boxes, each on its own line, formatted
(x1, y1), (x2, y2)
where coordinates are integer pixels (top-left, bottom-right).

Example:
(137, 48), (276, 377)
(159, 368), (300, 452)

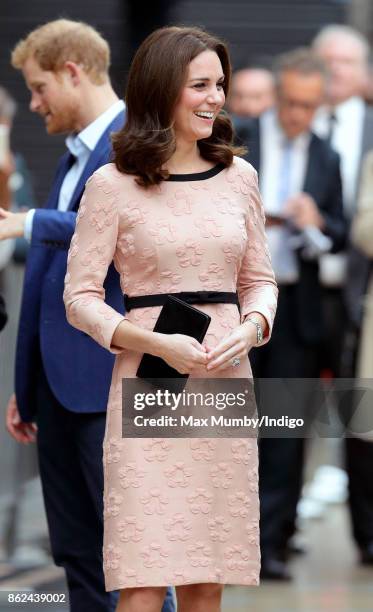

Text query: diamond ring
(231, 357), (241, 368)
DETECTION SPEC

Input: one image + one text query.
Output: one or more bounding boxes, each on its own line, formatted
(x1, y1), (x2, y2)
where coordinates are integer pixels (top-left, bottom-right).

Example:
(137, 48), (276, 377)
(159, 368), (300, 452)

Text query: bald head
(313, 25), (370, 105)
(228, 68), (275, 117)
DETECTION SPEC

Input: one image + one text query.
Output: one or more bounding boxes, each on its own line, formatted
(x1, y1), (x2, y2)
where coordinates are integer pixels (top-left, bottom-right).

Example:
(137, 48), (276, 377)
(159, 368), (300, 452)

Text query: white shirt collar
(314, 95), (365, 136)
(65, 99), (125, 158)
(334, 95), (365, 119)
(262, 109), (311, 150)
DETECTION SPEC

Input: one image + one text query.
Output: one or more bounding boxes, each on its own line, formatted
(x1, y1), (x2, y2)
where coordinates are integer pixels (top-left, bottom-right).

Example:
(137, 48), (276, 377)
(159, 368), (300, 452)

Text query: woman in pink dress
(64, 26), (277, 612)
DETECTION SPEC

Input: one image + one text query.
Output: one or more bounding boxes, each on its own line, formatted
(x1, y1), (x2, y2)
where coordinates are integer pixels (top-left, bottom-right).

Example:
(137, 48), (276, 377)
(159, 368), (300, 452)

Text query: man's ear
(63, 61), (81, 86)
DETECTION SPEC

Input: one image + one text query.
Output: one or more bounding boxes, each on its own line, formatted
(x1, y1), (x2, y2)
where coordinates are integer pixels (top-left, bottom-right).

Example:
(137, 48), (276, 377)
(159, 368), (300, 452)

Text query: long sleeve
(318, 150), (347, 254)
(352, 150), (373, 258)
(63, 168), (126, 353)
(31, 209), (78, 247)
(237, 165), (278, 343)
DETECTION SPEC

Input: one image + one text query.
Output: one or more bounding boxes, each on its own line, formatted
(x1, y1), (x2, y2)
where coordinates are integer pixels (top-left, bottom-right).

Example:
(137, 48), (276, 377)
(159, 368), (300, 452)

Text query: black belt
(124, 291), (239, 312)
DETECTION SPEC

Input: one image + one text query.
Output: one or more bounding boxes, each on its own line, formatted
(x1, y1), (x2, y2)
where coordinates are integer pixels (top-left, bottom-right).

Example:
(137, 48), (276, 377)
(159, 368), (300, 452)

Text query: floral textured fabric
(64, 157), (278, 590)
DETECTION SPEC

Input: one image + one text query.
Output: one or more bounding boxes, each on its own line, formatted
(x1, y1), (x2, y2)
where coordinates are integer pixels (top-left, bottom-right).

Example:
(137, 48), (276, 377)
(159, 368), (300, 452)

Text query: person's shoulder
(232, 115), (258, 133)
(230, 155), (258, 181)
(93, 162), (127, 180)
(87, 163), (135, 190)
(221, 157), (259, 198)
(233, 115), (259, 149)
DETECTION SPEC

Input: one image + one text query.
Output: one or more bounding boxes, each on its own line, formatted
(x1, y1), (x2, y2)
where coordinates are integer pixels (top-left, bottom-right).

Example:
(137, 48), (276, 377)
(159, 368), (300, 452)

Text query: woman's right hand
(156, 333), (207, 374)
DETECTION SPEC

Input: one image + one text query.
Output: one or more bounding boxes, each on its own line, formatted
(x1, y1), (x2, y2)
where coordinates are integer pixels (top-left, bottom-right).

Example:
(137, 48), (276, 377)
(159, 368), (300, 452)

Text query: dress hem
(105, 577), (260, 591)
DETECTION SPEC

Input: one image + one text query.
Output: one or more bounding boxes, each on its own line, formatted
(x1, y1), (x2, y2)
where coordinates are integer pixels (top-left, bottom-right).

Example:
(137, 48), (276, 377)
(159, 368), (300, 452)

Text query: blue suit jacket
(15, 111), (125, 421)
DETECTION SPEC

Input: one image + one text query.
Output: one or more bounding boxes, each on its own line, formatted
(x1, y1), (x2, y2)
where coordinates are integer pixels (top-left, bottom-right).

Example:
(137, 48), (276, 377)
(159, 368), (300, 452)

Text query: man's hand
(0, 209), (27, 240)
(5, 393), (37, 444)
(284, 193), (325, 230)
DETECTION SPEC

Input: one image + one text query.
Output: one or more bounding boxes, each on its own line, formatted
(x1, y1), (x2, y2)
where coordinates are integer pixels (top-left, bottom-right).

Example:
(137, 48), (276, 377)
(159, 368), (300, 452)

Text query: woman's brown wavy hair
(112, 26), (244, 187)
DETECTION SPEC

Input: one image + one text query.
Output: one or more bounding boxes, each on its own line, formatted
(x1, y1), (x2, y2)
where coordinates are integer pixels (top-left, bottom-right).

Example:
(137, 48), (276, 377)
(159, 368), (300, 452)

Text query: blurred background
(1, 0), (373, 610)
(1, 0), (367, 204)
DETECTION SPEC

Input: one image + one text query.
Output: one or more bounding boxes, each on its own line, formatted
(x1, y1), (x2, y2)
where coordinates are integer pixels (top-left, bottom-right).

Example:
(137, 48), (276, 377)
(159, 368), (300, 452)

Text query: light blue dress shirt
(24, 99), (125, 240)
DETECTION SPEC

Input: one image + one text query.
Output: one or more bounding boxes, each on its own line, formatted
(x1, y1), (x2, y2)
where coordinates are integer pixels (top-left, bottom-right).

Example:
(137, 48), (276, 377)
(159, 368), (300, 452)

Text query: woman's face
(173, 50), (226, 143)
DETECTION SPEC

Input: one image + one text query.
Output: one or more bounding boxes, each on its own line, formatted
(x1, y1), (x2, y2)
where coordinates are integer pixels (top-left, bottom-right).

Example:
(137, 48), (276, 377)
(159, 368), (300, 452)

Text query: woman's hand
(206, 321), (257, 372)
(157, 333), (208, 374)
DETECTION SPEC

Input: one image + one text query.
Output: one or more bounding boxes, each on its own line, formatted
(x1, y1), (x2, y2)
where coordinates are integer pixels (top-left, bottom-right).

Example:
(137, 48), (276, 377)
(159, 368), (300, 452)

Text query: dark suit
(0, 294), (6, 331)
(321, 107), (373, 379)
(16, 126), (125, 422)
(14, 112), (124, 611)
(235, 116), (346, 559)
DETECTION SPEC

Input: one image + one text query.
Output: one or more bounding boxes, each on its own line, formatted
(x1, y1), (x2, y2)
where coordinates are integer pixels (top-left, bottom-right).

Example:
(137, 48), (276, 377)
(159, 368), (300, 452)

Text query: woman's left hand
(206, 321), (257, 372)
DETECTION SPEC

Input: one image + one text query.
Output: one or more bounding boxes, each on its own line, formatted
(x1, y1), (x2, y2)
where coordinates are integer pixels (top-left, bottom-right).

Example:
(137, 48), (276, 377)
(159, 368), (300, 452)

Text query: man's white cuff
(24, 209), (36, 242)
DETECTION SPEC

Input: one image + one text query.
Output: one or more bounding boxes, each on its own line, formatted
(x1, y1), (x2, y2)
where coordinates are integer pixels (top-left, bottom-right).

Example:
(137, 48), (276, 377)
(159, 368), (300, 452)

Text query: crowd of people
(230, 24), (373, 581)
(0, 16), (372, 612)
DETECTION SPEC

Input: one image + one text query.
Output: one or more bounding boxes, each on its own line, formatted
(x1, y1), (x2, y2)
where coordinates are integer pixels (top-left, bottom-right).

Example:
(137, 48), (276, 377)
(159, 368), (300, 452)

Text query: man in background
(0, 19), (174, 612)
(235, 48), (346, 580)
(312, 25), (373, 378)
(228, 66), (275, 117)
(313, 25), (373, 566)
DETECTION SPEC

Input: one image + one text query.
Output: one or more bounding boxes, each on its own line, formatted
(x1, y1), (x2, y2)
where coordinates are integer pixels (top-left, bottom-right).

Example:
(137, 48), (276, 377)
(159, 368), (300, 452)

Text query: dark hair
(112, 26), (244, 187)
(273, 47), (328, 86)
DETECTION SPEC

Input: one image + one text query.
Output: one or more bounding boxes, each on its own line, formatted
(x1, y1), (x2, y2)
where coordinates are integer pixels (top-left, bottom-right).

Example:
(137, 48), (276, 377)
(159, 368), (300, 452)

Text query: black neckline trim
(167, 163), (225, 182)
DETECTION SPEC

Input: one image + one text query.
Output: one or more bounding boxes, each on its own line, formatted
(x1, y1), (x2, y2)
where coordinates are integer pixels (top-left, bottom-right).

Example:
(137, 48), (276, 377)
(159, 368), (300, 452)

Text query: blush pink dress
(64, 157), (278, 590)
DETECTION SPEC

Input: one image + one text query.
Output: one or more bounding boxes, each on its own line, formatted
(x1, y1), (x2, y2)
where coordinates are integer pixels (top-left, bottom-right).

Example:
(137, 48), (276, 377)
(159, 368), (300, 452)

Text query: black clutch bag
(136, 295), (211, 391)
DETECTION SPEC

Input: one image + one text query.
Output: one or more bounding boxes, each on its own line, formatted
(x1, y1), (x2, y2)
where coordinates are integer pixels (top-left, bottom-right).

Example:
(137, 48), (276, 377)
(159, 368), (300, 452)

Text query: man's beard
(45, 99), (79, 134)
